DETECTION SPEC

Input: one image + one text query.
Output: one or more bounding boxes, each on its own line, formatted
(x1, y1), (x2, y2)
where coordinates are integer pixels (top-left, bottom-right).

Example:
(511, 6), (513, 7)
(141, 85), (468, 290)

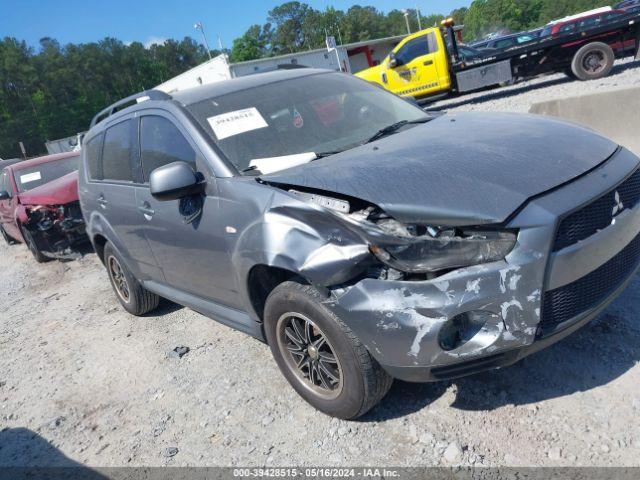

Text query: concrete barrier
(530, 86), (640, 156)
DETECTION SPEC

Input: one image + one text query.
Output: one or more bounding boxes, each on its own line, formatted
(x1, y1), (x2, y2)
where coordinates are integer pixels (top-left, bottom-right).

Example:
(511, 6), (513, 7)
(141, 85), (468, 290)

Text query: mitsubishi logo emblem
(612, 191), (624, 217)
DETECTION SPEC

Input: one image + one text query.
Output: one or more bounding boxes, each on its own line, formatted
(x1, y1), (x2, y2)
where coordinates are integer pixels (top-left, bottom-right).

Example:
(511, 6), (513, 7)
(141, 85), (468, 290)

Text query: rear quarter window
(84, 134), (104, 181)
(101, 120), (134, 182)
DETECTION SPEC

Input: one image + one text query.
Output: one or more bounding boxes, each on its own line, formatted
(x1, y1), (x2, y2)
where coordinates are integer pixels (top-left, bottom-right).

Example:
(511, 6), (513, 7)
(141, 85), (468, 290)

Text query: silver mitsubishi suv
(79, 68), (640, 419)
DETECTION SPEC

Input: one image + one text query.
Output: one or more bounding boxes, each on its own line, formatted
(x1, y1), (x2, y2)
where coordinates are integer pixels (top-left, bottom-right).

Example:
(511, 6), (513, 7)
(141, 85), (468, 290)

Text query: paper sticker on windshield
(20, 172), (41, 184)
(207, 107), (268, 140)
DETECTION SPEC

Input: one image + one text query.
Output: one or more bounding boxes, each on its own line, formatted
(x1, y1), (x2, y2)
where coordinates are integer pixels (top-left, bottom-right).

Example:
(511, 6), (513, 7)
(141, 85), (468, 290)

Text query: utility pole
(416, 5), (422, 30)
(194, 22), (213, 59)
(335, 24), (343, 45)
(402, 10), (411, 34)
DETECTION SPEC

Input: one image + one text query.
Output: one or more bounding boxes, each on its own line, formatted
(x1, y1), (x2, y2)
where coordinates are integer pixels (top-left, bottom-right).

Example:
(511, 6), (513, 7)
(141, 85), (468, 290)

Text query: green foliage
(0, 36), (214, 158)
(0, 0), (619, 157)
(461, 0), (612, 40)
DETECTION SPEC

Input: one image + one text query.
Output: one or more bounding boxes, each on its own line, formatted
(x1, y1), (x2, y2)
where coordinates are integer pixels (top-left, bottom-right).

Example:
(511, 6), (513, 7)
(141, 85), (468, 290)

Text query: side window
(102, 120), (134, 182)
(1, 171), (12, 197)
(494, 38), (516, 49)
(85, 134), (103, 181)
(579, 17), (600, 29)
(139, 116), (196, 182)
(559, 23), (576, 34)
(395, 36), (430, 65)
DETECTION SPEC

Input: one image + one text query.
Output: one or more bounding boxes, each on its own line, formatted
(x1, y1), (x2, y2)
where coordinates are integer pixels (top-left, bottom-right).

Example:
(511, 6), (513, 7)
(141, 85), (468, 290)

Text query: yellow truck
(356, 16), (640, 101)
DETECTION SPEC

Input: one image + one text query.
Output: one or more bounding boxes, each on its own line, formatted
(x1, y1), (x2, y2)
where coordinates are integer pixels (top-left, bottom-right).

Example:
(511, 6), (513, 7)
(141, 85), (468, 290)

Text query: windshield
(186, 72), (429, 174)
(13, 155), (79, 193)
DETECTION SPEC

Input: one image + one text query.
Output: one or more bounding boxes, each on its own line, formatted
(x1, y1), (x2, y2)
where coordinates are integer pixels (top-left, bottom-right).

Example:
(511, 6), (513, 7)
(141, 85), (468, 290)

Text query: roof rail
(90, 90), (171, 128)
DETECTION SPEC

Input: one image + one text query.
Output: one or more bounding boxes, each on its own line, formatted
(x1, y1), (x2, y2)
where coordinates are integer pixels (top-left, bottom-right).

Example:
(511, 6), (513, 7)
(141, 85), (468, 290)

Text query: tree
(268, 1), (315, 54)
(231, 25), (272, 62)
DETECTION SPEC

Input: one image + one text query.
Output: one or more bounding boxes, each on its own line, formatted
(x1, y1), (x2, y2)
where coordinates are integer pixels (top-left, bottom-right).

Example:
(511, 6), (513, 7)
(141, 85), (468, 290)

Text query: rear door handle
(97, 195), (108, 207)
(423, 59), (434, 66)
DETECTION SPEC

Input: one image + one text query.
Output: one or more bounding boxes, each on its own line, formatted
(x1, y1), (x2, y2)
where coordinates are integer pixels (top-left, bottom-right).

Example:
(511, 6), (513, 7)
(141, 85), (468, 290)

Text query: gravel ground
(2, 63), (640, 468)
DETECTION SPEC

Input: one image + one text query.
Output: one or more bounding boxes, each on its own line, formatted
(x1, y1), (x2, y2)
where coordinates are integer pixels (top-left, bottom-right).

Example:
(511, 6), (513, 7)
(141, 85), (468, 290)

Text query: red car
(0, 151), (86, 262)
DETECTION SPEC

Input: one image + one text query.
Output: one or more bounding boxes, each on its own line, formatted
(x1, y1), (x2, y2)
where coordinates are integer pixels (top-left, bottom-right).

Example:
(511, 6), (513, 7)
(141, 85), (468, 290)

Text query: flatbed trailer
(356, 12), (640, 99)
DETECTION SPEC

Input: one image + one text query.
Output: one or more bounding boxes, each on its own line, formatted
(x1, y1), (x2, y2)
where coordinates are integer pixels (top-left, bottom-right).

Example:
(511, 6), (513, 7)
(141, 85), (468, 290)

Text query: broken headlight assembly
(369, 224), (517, 273)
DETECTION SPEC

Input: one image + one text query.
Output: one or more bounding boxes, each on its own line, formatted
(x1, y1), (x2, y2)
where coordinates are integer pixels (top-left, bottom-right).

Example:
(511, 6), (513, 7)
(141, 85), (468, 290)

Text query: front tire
(264, 281), (393, 419)
(0, 225), (16, 245)
(571, 42), (614, 81)
(19, 225), (49, 263)
(104, 242), (159, 316)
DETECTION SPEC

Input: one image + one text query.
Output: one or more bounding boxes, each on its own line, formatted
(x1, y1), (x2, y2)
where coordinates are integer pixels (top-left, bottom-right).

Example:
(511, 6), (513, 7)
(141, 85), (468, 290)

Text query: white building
(154, 34), (407, 94)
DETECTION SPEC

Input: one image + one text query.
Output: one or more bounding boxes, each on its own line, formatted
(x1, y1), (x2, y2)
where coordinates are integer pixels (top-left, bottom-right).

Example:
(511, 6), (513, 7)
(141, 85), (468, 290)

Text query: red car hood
(18, 171), (79, 206)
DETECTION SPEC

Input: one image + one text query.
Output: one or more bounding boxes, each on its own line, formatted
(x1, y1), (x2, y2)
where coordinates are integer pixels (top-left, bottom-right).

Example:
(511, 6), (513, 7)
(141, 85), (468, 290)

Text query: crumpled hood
(18, 170), (79, 206)
(261, 112), (619, 226)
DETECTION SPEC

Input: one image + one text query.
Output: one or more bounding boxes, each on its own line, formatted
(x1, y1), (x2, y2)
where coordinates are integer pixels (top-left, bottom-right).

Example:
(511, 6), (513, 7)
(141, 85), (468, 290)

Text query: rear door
(88, 118), (159, 279)
(133, 112), (240, 308)
(387, 32), (441, 96)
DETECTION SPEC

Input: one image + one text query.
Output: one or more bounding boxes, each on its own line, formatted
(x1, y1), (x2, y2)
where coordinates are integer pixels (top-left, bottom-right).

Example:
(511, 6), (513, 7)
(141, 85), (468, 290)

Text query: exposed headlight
(370, 228), (516, 273)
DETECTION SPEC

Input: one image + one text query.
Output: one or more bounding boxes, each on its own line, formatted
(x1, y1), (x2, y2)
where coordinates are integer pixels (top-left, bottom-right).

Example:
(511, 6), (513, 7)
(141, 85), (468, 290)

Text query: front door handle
(138, 202), (155, 217)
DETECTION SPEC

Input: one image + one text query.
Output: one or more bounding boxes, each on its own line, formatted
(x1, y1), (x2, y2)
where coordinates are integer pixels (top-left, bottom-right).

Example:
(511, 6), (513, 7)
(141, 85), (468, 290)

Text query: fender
(230, 189), (374, 316)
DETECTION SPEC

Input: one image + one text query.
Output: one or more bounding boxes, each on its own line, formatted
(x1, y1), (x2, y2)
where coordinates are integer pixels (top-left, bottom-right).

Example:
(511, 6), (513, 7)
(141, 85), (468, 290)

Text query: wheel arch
(92, 233), (108, 264)
(246, 264), (306, 322)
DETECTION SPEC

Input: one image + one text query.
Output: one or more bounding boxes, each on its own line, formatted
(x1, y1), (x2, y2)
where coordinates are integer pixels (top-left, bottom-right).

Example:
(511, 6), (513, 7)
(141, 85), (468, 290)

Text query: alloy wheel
(108, 255), (130, 303)
(276, 312), (343, 399)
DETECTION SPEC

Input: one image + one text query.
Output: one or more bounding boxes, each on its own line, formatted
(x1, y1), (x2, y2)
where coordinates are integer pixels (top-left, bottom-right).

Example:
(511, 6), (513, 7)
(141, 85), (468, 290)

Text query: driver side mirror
(0, 190), (10, 201)
(150, 161), (204, 201)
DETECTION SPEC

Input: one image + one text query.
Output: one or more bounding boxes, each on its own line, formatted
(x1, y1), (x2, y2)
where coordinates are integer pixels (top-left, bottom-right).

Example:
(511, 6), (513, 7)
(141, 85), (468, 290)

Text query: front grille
(553, 168), (640, 251)
(541, 233), (640, 333)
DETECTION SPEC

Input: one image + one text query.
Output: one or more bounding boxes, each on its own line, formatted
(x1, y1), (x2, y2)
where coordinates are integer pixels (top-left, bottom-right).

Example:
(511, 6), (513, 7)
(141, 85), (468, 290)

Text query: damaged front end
(22, 201), (87, 259)
(264, 185), (548, 382)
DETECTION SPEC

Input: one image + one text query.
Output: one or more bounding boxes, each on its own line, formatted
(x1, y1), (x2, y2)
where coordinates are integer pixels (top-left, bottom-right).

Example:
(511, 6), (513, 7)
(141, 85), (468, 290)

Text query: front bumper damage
(321, 147), (640, 382)
(23, 201), (87, 259)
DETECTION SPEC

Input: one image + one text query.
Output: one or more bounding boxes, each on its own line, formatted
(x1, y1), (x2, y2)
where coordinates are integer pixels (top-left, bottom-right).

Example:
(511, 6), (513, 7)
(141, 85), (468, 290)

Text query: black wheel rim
(277, 312), (343, 399)
(107, 255), (130, 303)
(583, 50), (606, 73)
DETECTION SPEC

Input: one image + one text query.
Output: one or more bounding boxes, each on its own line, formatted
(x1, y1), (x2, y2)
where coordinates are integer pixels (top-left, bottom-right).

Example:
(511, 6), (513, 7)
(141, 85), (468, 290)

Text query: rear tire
(571, 42), (615, 81)
(19, 225), (49, 263)
(264, 281), (393, 419)
(104, 242), (159, 316)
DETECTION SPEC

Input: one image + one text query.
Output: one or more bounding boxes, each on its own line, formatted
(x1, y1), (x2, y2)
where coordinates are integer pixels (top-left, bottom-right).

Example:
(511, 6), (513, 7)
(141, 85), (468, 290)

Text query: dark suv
(80, 69), (640, 419)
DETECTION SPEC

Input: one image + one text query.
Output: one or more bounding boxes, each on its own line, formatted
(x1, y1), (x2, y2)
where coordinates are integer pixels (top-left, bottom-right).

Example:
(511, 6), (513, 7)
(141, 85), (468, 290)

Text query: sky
(1, 0), (471, 49)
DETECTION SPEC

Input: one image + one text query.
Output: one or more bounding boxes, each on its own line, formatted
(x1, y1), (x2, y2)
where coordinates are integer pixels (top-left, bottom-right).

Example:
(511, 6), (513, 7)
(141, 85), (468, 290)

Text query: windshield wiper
(240, 165), (260, 174)
(363, 117), (433, 144)
(312, 149), (346, 160)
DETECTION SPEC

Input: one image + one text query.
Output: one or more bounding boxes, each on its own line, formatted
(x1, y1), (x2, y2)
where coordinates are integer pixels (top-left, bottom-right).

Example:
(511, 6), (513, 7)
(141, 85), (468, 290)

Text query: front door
(134, 113), (240, 308)
(387, 32), (441, 97)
